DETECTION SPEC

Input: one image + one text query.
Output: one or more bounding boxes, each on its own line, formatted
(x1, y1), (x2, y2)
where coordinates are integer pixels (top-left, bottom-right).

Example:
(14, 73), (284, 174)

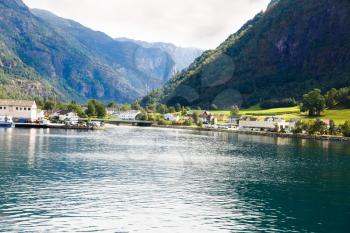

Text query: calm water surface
(0, 126), (350, 232)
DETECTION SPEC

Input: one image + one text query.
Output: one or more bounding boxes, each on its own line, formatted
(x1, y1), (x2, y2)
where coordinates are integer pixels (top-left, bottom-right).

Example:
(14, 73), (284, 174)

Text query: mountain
(144, 0), (350, 109)
(0, 0), (178, 103)
(116, 38), (203, 71)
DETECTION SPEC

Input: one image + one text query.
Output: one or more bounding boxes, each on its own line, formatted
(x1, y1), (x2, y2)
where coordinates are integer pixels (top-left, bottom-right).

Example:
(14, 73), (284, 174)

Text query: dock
(15, 123), (101, 130)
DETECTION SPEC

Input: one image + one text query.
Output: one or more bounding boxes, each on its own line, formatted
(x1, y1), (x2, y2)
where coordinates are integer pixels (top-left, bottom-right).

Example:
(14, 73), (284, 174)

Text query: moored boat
(0, 116), (15, 128)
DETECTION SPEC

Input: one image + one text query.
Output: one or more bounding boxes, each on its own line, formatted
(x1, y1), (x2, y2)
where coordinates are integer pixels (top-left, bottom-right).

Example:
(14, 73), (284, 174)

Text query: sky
(23, 0), (270, 49)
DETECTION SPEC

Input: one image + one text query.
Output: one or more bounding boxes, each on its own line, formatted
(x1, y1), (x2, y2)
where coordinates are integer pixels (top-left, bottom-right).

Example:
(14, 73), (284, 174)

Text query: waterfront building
(239, 117), (293, 132)
(0, 99), (38, 122)
(113, 110), (141, 120)
(57, 111), (79, 123)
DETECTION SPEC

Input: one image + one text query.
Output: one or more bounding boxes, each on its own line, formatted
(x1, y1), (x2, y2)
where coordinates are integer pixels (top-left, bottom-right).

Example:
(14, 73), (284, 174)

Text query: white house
(164, 113), (180, 122)
(113, 110), (141, 120)
(37, 110), (46, 121)
(106, 107), (117, 115)
(57, 111), (79, 123)
(239, 117), (292, 132)
(0, 99), (38, 122)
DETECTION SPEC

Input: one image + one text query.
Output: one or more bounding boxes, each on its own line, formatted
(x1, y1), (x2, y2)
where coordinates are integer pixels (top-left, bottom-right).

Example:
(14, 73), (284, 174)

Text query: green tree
(328, 120), (337, 135)
(43, 100), (55, 111)
(325, 88), (338, 108)
(308, 119), (328, 135)
(292, 121), (304, 134)
(136, 110), (148, 121)
(301, 89), (326, 117)
(168, 106), (176, 113)
(181, 107), (188, 116)
(95, 102), (106, 118)
(34, 97), (44, 109)
(157, 104), (168, 114)
(230, 105), (240, 116)
(184, 119), (193, 126)
(192, 112), (199, 124)
(131, 101), (142, 110)
(120, 104), (131, 111)
(107, 102), (118, 109)
(67, 102), (86, 118)
(86, 100), (96, 117)
(175, 103), (182, 112)
(341, 121), (350, 137)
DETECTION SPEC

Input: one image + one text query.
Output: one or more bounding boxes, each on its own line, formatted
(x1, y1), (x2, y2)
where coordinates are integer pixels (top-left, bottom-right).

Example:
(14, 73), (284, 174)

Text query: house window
(20, 108), (22, 110)
(28, 108), (31, 111)
(24, 108), (27, 111)
(16, 107), (19, 110)
(4, 107), (6, 110)
(0, 107), (2, 110)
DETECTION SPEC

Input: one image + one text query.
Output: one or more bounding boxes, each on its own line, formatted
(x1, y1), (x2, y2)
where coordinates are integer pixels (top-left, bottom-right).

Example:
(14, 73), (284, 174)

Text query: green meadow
(211, 106), (350, 125)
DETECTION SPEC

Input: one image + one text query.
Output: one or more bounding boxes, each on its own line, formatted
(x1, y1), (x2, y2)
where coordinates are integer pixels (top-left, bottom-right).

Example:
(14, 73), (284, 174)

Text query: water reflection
(0, 127), (350, 232)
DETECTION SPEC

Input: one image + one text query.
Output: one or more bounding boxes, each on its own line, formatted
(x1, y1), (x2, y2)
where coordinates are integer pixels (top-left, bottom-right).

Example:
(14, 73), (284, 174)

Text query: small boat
(0, 116), (15, 128)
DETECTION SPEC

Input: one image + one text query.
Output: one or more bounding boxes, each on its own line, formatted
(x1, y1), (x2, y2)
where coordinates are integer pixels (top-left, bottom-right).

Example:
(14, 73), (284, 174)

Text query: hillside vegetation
(0, 0), (201, 102)
(143, 0), (350, 109)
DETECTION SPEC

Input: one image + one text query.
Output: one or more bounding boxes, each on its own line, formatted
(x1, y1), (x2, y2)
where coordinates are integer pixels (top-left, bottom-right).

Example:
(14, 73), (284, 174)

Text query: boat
(0, 116), (15, 128)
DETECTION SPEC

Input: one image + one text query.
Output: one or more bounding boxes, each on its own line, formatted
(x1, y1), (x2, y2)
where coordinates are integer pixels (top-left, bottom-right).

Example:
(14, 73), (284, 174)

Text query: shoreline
(151, 125), (350, 142)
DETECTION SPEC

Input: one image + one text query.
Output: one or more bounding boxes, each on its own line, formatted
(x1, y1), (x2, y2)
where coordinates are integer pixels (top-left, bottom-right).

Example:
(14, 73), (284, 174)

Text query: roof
(0, 99), (36, 107)
(54, 110), (76, 115)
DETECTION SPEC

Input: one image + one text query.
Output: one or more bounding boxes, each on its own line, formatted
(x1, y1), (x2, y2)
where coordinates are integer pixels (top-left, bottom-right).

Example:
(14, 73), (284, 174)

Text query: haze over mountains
(145, 0), (350, 109)
(0, 0), (202, 102)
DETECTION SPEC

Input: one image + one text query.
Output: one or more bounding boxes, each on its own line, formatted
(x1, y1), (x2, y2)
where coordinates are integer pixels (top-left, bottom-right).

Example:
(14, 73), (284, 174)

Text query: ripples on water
(1, 126), (350, 232)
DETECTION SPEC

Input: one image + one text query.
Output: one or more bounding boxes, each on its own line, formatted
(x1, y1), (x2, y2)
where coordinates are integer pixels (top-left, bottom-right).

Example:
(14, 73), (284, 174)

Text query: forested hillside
(143, 0), (350, 109)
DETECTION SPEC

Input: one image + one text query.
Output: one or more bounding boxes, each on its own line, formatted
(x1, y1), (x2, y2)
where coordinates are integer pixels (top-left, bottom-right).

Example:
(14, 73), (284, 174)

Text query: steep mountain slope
(145, 0), (350, 109)
(0, 0), (176, 102)
(0, 41), (56, 99)
(31, 9), (177, 93)
(116, 38), (203, 71)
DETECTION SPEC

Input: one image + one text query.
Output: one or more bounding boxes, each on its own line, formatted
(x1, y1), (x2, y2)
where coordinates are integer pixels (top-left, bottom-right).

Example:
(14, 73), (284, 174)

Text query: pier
(79, 118), (153, 127)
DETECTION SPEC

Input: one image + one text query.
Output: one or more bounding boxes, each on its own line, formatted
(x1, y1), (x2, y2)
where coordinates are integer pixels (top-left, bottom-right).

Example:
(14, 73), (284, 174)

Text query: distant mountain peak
(115, 38), (203, 71)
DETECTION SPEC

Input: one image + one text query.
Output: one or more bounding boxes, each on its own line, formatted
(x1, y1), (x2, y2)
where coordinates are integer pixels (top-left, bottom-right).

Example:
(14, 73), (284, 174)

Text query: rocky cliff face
(144, 0), (350, 108)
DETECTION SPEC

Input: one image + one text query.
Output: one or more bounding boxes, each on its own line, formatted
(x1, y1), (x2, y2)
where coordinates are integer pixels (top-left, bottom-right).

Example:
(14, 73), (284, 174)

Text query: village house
(106, 107), (117, 115)
(0, 99), (38, 122)
(113, 110), (141, 120)
(58, 111), (79, 123)
(164, 113), (180, 122)
(37, 110), (46, 121)
(228, 116), (241, 126)
(211, 113), (228, 122)
(50, 110), (79, 124)
(239, 117), (293, 132)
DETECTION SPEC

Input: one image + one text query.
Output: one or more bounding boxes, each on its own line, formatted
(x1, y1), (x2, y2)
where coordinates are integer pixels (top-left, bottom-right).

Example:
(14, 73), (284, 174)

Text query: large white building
(239, 117), (293, 132)
(0, 99), (38, 122)
(113, 110), (141, 120)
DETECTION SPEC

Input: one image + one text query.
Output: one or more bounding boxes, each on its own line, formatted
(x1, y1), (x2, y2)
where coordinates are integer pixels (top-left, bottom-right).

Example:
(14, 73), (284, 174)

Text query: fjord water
(0, 127), (350, 232)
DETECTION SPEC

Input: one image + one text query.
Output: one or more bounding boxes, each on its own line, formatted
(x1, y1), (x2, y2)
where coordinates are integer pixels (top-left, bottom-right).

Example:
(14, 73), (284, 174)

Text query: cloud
(23, 0), (270, 49)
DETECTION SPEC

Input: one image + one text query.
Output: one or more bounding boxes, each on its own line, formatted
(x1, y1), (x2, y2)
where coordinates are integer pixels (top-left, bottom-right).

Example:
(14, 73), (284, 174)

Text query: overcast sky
(23, 0), (270, 49)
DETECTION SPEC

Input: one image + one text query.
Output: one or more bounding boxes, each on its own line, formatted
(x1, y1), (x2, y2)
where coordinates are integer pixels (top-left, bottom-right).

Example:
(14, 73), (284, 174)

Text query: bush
(183, 119), (193, 126)
(341, 121), (350, 137)
(157, 119), (171, 126)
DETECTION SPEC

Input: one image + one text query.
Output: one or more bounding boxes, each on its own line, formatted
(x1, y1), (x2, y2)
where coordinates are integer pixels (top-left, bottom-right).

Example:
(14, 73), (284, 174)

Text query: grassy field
(211, 106), (350, 125)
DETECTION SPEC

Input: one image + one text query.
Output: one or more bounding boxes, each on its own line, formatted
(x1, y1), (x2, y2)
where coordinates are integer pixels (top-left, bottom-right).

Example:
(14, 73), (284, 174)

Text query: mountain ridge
(0, 1), (201, 103)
